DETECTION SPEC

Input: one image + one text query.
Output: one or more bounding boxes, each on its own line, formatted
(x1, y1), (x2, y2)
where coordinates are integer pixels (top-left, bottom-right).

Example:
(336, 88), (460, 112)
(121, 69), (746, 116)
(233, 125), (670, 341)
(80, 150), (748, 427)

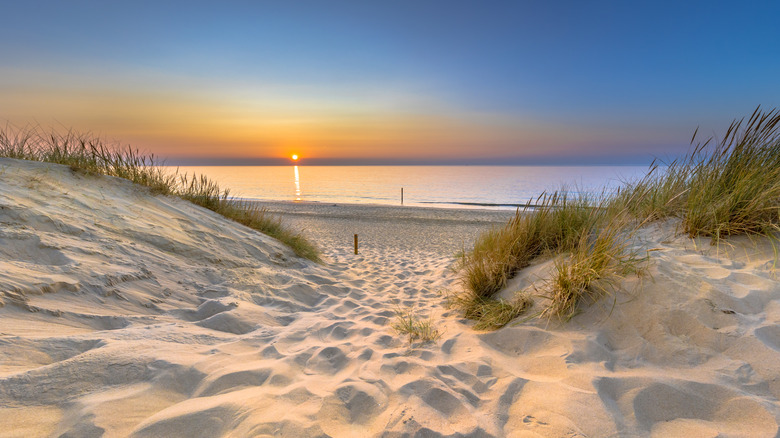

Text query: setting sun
(291, 154), (299, 161)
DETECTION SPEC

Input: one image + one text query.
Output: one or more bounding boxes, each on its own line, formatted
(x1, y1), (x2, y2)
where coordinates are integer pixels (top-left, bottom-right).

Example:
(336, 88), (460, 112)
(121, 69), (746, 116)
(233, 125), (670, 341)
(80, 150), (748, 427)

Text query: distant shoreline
(247, 199), (516, 255)
(246, 199), (517, 222)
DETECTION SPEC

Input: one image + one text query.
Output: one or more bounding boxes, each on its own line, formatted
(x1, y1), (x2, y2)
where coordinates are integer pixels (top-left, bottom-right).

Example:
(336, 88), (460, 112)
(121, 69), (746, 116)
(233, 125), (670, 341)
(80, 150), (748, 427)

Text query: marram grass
(462, 190), (595, 298)
(0, 126), (320, 262)
(614, 107), (780, 240)
(449, 292), (533, 330)
(392, 308), (441, 345)
(542, 209), (645, 321)
(459, 106), (780, 327)
(680, 108), (780, 239)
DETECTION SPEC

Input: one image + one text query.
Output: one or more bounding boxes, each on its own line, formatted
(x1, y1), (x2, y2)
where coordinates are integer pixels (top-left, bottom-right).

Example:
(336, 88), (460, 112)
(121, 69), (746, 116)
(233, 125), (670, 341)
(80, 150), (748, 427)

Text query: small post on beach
(401, 188), (404, 205)
(354, 234), (359, 254)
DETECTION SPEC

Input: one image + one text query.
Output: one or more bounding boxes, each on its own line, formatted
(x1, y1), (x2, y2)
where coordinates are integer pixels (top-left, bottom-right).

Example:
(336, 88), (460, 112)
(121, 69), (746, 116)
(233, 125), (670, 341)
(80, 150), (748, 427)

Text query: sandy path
(252, 200), (515, 328)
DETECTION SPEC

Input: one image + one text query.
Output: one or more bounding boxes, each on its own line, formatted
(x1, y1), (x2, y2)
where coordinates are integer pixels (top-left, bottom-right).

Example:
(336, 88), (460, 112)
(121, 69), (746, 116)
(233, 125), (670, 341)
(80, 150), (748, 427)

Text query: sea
(164, 165), (650, 210)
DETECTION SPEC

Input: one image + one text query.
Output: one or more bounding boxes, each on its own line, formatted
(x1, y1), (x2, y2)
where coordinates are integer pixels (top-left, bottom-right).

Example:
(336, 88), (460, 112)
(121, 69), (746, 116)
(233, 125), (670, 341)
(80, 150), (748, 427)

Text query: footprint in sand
(305, 346), (349, 374)
(194, 367), (272, 397)
(317, 382), (389, 424)
(315, 321), (355, 340)
(195, 311), (256, 335)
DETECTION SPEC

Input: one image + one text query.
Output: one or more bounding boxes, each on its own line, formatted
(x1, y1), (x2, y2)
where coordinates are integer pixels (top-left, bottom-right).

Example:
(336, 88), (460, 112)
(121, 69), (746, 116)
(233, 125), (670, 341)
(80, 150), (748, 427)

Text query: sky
(1, 0), (778, 165)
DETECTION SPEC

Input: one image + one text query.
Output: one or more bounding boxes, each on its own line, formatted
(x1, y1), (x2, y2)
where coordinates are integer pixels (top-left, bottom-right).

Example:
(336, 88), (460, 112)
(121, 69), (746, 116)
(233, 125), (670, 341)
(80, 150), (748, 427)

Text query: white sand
(1, 157), (779, 437)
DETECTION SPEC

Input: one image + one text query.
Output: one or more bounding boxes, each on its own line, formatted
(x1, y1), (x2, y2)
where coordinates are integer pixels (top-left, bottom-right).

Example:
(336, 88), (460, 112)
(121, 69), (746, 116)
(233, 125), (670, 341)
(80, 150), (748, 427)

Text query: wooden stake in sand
(401, 188), (404, 205)
(354, 234), (359, 254)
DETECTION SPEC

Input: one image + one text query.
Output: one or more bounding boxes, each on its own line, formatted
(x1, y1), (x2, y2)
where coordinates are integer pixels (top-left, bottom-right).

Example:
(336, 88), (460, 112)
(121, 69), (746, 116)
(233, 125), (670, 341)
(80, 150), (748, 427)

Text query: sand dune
(1, 158), (779, 437)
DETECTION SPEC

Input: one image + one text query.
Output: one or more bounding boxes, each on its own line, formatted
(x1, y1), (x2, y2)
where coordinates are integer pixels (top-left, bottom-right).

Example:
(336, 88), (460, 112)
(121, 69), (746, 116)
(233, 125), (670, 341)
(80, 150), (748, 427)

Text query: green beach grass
(0, 127), (321, 262)
(458, 107), (780, 326)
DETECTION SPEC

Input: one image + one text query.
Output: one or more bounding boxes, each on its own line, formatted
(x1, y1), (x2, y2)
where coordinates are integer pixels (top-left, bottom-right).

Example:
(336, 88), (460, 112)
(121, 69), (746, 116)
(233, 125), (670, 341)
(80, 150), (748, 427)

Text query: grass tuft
(680, 107), (780, 239)
(462, 191), (595, 298)
(613, 107), (780, 241)
(449, 293), (533, 330)
(392, 308), (441, 345)
(543, 211), (645, 321)
(458, 106), (780, 328)
(0, 126), (320, 262)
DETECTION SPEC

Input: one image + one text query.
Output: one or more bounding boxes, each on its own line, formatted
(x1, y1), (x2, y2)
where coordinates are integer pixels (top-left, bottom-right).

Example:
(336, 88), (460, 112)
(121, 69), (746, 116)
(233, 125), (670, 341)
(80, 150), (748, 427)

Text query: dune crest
(1, 158), (779, 437)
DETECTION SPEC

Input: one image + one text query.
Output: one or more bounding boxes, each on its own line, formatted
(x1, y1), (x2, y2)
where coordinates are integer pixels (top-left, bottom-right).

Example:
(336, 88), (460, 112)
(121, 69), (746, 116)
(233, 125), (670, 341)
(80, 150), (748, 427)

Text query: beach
(2, 158), (780, 437)
(249, 200), (515, 255)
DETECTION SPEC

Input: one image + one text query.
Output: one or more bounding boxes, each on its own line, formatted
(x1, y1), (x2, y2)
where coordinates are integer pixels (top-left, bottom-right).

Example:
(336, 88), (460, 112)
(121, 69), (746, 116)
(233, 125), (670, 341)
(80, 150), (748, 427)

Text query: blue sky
(1, 0), (778, 164)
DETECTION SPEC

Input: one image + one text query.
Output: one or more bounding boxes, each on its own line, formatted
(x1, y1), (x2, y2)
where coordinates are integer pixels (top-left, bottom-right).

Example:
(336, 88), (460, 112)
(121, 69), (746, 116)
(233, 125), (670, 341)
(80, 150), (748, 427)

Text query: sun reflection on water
(293, 165), (301, 201)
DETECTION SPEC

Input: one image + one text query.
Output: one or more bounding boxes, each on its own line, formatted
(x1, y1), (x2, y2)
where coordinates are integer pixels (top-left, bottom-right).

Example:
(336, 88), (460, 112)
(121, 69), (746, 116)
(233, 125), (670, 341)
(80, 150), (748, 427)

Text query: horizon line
(162, 155), (665, 167)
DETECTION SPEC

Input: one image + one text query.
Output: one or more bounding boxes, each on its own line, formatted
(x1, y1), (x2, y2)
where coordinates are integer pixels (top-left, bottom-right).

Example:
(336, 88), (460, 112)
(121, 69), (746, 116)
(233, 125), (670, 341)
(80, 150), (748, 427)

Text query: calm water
(165, 166), (649, 210)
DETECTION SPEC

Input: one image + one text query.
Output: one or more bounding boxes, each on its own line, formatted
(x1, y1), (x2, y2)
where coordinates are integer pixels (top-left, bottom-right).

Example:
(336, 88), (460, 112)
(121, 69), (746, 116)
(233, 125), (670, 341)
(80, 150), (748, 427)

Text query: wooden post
(354, 234), (358, 254)
(401, 187), (404, 205)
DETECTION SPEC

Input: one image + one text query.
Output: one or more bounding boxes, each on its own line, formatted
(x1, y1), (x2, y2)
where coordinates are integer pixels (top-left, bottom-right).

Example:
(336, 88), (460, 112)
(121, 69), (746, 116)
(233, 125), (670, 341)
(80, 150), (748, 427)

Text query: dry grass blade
(392, 308), (441, 345)
(450, 293), (534, 330)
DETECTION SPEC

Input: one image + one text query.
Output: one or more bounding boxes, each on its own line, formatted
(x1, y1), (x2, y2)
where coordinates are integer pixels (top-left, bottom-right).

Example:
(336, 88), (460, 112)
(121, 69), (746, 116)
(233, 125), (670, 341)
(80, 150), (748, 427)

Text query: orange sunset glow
(0, 2), (777, 167)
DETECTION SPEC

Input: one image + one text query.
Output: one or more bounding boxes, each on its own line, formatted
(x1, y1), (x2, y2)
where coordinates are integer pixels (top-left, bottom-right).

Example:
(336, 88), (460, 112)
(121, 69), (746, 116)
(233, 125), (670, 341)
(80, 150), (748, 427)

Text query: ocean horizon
(165, 165), (650, 210)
